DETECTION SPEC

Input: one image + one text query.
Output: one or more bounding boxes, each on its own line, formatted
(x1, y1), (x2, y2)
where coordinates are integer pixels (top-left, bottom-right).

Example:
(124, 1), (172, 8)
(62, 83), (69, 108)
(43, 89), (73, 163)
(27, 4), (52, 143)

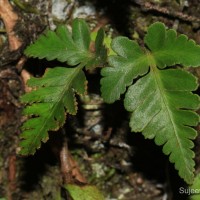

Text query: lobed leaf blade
(24, 19), (106, 68)
(145, 22), (200, 68)
(25, 29), (69, 62)
(124, 68), (199, 184)
(101, 22), (200, 184)
(101, 36), (149, 103)
(21, 19), (107, 155)
(24, 20), (92, 66)
(20, 67), (87, 155)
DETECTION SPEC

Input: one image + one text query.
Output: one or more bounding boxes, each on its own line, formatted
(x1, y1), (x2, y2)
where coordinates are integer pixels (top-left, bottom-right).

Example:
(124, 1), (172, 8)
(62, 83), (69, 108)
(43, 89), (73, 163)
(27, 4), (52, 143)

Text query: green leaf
(21, 19), (107, 155)
(101, 22), (200, 184)
(145, 22), (200, 68)
(101, 37), (149, 103)
(25, 20), (89, 66)
(72, 18), (90, 51)
(25, 19), (106, 68)
(86, 28), (107, 69)
(25, 25), (76, 62)
(65, 184), (104, 200)
(20, 66), (87, 155)
(95, 28), (105, 55)
(91, 31), (114, 56)
(124, 68), (199, 184)
(190, 173), (200, 200)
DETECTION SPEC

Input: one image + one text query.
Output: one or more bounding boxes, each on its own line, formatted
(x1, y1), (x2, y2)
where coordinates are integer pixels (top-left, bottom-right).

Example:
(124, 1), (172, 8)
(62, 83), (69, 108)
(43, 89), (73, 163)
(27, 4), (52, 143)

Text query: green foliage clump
(21, 19), (200, 185)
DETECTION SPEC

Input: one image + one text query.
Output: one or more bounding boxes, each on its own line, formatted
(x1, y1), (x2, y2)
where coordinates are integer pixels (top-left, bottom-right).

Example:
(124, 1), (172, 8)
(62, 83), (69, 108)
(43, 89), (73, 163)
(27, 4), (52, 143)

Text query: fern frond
(20, 19), (106, 155)
(25, 19), (106, 67)
(124, 68), (199, 184)
(20, 66), (87, 155)
(101, 22), (200, 184)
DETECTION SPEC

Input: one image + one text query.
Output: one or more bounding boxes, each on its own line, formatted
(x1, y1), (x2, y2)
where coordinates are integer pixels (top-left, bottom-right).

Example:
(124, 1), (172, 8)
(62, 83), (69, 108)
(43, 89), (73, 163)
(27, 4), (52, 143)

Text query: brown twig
(0, 0), (22, 50)
(8, 155), (16, 191)
(6, 154), (16, 200)
(0, 1), (33, 90)
(60, 129), (87, 185)
(134, 0), (200, 24)
(20, 68), (32, 92)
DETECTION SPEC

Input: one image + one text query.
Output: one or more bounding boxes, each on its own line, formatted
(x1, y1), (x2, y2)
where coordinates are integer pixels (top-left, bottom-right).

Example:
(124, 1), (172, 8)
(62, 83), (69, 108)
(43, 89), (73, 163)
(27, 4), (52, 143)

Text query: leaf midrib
(148, 55), (189, 172)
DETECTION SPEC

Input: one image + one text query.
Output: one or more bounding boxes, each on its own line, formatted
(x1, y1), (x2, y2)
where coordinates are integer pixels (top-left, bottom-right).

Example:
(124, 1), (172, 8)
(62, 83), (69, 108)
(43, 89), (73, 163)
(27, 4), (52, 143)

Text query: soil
(0, 0), (200, 200)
